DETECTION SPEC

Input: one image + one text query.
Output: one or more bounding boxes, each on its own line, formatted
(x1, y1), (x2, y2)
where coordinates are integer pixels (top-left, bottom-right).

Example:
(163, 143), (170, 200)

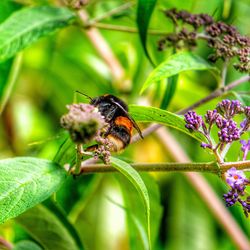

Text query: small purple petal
(240, 139), (250, 160)
(200, 142), (212, 149)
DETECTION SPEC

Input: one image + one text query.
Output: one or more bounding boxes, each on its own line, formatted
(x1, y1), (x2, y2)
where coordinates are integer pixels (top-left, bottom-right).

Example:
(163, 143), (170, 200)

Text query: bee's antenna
(75, 90), (93, 101)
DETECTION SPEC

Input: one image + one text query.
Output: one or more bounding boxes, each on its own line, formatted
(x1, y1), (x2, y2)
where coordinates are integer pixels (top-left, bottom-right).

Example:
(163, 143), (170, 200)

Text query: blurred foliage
(0, 0), (249, 249)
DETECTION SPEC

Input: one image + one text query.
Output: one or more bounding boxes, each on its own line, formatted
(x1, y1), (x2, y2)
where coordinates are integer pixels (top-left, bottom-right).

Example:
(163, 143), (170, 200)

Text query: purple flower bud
(199, 14), (213, 25)
(240, 119), (247, 129)
(200, 142), (212, 149)
(223, 189), (238, 206)
(216, 99), (243, 119)
(217, 119), (240, 143)
(184, 111), (203, 131)
(238, 199), (250, 217)
(240, 139), (250, 160)
(244, 106), (250, 118)
(205, 109), (220, 126)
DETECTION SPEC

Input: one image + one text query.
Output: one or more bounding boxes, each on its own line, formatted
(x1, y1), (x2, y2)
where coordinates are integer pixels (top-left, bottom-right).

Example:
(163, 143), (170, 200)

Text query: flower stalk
(75, 160), (250, 175)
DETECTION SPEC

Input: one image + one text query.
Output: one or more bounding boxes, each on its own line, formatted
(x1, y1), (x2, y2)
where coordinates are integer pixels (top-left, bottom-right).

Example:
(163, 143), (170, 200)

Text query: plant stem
(213, 148), (224, 164)
(0, 237), (13, 250)
(220, 143), (232, 160)
(220, 58), (229, 88)
(77, 9), (127, 89)
(177, 75), (250, 115)
(85, 2), (134, 27)
(74, 144), (83, 174)
(77, 160), (250, 175)
(83, 22), (169, 35)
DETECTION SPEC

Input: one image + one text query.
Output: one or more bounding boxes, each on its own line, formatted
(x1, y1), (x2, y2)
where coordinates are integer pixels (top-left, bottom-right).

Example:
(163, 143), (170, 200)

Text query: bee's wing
(110, 100), (143, 139)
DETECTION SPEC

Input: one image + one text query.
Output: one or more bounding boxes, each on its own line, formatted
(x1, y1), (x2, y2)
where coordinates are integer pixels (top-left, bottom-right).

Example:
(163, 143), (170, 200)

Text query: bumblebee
(77, 92), (143, 151)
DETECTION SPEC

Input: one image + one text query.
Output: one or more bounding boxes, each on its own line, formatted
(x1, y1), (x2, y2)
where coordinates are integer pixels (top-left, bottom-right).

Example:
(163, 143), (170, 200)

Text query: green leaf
(230, 91), (250, 106)
(129, 105), (206, 142)
(117, 173), (162, 250)
(0, 0), (21, 23)
(43, 200), (84, 250)
(0, 58), (13, 97)
(0, 157), (67, 224)
(0, 1), (22, 114)
(0, 6), (75, 62)
(110, 157), (151, 250)
(70, 176), (106, 250)
(16, 205), (81, 250)
(13, 240), (42, 250)
(0, 54), (22, 114)
(160, 75), (179, 109)
(140, 51), (220, 93)
(136, 0), (157, 65)
(165, 176), (216, 250)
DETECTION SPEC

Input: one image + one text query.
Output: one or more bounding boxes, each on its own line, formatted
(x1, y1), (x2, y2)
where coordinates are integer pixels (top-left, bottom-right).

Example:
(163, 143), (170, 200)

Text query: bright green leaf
(140, 52), (220, 93)
(13, 240), (42, 250)
(0, 6), (75, 62)
(70, 176), (106, 250)
(0, 0), (22, 114)
(110, 157), (151, 250)
(129, 105), (206, 142)
(160, 75), (179, 109)
(117, 173), (162, 250)
(230, 91), (250, 106)
(136, 0), (157, 65)
(0, 157), (67, 224)
(0, 54), (22, 114)
(16, 205), (81, 250)
(0, 58), (13, 97)
(44, 200), (85, 250)
(0, 0), (21, 23)
(166, 176), (216, 250)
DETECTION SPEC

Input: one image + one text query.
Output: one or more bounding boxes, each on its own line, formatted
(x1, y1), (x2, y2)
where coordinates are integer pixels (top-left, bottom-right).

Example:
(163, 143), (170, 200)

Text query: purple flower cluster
(216, 100), (243, 119)
(184, 111), (203, 131)
(217, 119), (240, 143)
(223, 167), (250, 217)
(93, 135), (113, 164)
(184, 100), (250, 217)
(184, 99), (249, 152)
(159, 9), (250, 73)
(60, 103), (107, 143)
(204, 109), (220, 127)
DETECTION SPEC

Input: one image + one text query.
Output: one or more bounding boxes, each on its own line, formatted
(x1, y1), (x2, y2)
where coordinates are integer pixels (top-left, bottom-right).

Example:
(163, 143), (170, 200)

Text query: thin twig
(220, 58), (229, 87)
(77, 9), (129, 90)
(0, 237), (13, 250)
(85, 2), (134, 27)
(85, 23), (169, 35)
(177, 75), (250, 115)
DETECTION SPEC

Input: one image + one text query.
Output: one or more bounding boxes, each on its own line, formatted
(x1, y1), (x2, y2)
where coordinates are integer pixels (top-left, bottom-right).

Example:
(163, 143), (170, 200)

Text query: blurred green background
(0, 0), (249, 249)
